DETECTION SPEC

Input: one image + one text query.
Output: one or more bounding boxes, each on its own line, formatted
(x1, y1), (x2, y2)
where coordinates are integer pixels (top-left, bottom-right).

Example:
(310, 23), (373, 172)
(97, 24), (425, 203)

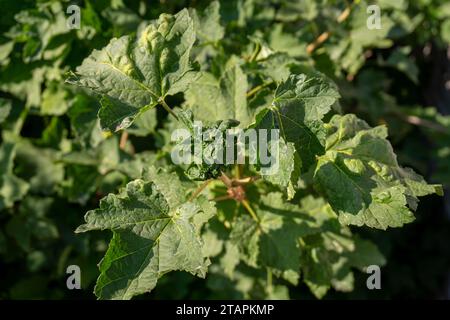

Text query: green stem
(13, 107), (29, 136)
(189, 179), (212, 201)
(246, 81), (274, 98)
(159, 98), (179, 121)
(234, 164), (242, 179)
(267, 268), (273, 293)
(249, 42), (261, 63)
(119, 131), (129, 150)
(242, 199), (259, 223)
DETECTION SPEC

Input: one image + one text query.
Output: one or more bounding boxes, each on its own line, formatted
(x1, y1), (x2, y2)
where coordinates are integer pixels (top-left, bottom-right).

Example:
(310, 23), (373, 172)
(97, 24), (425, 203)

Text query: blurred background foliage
(0, 0), (449, 299)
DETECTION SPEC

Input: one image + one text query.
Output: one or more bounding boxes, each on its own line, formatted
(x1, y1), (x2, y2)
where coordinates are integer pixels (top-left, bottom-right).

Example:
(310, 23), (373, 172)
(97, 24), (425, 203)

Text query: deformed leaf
(67, 9), (197, 131)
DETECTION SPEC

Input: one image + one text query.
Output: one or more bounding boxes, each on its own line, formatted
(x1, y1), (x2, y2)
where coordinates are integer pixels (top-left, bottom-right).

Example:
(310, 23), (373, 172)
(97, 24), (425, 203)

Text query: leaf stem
(219, 172), (233, 188)
(13, 107), (29, 136)
(249, 42), (262, 63)
(189, 179), (212, 201)
(306, 32), (330, 54)
(234, 164), (241, 179)
(242, 199), (259, 223)
(393, 112), (448, 134)
(119, 131), (129, 150)
(267, 268), (273, 292)
(213, 194), (233, 202)
(232, 176), (260, 186)
(159, 98), (179, 121)
(306, 3), (353, 54)
(246, 81), (274, 98)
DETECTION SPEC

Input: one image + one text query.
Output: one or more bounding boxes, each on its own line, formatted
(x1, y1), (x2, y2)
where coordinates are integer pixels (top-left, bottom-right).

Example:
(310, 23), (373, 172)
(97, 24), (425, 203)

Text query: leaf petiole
(242, 199), (259, 223)
(246, 81), (274, 98)
(159, 98), (179, 121)
(189, 179), (212, 201)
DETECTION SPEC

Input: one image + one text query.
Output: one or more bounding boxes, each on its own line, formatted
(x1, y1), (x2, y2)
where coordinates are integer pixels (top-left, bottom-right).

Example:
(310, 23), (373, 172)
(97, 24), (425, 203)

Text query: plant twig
(246, 81), (274, 98)
(306, 4), (353, 54)
(219, 172), (233, 188)
(394, 113), (448, 134)
(306, 32), (331, 54)
(13, 108), (29, 136)
(189, 179), (212, 201)
(249, 41), (262, 62)
(159, 98), (179, 121)
(242, 199), (259, 222)
(212, 194), (233, 202)
(267, 268), (273, 293)
(337, 6), (351, 23)
(232, 176), (260, 186)
(119, 131), (129, 150)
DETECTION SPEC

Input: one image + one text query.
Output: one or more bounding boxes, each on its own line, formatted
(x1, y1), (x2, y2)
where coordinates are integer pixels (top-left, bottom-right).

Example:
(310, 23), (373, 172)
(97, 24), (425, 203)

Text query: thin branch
(337, 6), (351, 23)
(189, 179), (212, 201)
(306, 3), (353, 54)
(159, 98), (179, 121)
(306, 32), (330, 54)
(219, 172), (233, 188)
(249, 41), (262, 63)
(232, 176), (260, 186)
(235, 164), (242, 180)
(13, 108), (29, 136)
(394, 112), (448, 134)
(119, 131), (129, 150)
(242, 199), (259, 223)
(246, 81), (274, 98)
(266, 268), (273, 292)
(212, 194), (233, 202)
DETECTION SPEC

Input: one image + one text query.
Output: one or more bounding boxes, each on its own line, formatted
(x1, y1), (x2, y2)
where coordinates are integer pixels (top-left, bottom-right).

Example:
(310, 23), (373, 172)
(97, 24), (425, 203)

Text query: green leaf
(275, 0), (318, 22)
(230, 192), (319, 284)
(76, 168), (216, 299)
(267, 24), (307, 58)
(190, 1), (224, 44)
(254, 73), (340, 169)
(41, 82), (69, 116)
(0, 142), (29, 210)
(251, 52), (297, 83)
(0, 98), (12, 124)
(0, 41), (14, 66)
(314, 114), (441, 229)
(0, 63), (46, 108)
(15, 141), (64, 195)
(185, 58), (252, 127)
(300, 232), (386, 299)
(5, 197), (58, 252)
(67, 94), (104, 148)
(67, 9), (197, 132)
(401, 107), (450, 187)
(126, 108), (157, 137)
(441, 19), (450, 43)
(295, 196), (386, 298)
(378, 47), (418, 84)
(7, 2), (69, 62)
(260, 137), (300, 200)
(349, 4), (395, 48)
